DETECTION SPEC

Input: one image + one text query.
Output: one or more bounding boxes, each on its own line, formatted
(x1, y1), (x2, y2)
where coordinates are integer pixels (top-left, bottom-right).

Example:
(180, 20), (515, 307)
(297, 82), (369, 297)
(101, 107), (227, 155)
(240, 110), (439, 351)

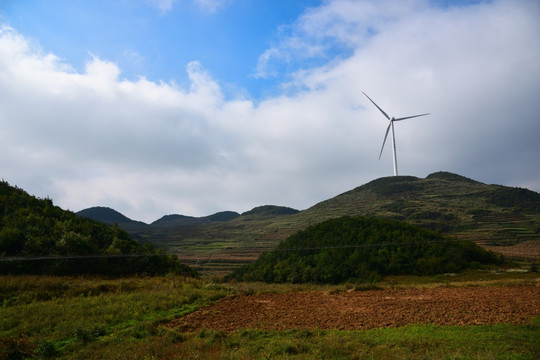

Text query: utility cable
(0, 253), (170, 262)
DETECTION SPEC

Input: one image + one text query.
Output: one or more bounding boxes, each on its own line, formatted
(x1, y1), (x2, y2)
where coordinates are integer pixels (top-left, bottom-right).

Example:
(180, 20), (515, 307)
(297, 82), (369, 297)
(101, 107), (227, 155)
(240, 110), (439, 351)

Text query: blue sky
(1, 0), (325, 98)
(1, 0), (539, 222)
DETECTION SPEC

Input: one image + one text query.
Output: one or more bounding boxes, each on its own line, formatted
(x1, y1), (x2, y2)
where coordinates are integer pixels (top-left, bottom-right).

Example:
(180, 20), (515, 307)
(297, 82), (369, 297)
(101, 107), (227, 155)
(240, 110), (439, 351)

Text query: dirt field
(167, 285), (540, 332)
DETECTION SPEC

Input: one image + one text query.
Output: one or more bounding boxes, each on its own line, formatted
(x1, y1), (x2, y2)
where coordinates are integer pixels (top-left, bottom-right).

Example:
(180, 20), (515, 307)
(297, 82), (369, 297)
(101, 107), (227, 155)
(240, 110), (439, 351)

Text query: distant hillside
(152, 214), (200, 227)
(0, 181), (195, 276)
(228, 216), (503, 284)
(299, 172), (540, 240)
(241, 205), (299, 217)
(206, 211), (241, 222)
(151, 211), (240, 227)
(76, 206), (241, 229)
(76, 206), (149, 234)
(77, 206), (141, 225)
(425, 171), (480, 183)
(131, 171), (539, 274)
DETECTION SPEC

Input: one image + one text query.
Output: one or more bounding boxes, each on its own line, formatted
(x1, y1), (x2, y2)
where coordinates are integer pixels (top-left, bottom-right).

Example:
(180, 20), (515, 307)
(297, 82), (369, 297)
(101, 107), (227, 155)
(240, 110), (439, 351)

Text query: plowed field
(168, 285), (540, 332)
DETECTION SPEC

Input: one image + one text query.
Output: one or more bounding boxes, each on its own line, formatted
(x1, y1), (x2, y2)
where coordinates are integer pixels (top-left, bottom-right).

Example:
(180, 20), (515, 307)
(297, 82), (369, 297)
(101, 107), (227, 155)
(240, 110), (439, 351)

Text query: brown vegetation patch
(482, 240), (540, 260)
(167, 285), (540, 332)
(178, 251), (263, 275)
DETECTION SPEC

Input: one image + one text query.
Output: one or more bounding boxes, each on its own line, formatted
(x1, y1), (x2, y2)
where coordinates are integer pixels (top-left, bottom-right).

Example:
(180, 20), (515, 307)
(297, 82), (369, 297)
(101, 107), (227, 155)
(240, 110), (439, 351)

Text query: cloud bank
(1, 0), (539, 222)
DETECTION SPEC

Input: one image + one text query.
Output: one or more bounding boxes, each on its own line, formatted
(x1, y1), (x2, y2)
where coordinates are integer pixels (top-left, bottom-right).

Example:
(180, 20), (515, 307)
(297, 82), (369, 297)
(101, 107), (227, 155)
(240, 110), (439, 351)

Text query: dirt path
(167, 285), (540, 332)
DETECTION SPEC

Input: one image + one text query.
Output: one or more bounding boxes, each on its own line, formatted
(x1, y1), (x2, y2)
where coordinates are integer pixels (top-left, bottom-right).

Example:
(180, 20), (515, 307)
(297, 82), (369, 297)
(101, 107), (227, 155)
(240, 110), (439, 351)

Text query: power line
(269, 238), (468, 252)
(0, 238), (488, 263)
(0, 253), (170, 262)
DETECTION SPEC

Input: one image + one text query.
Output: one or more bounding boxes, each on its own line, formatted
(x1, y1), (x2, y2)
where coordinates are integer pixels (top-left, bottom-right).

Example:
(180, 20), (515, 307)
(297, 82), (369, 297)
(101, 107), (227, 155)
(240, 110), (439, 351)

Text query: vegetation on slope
(150, 211), (240, 227)
(127, 172), (539, 275)
(485, 186), (540, 212)
(241, 205), (300, 217)
(425, 171), (480, 183)
(76, 206), (137, 225)
(0, 181), (195, 276)
(229, 216), (503, 283)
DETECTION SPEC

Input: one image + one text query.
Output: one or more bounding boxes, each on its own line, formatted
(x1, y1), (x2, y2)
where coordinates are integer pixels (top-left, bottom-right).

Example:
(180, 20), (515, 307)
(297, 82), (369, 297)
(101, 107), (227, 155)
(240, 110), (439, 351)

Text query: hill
(0, 181), (195, 276)
(151, 211), (240, 227)
(77, 207), (241, 229)
(228, 216), (503, 283)
(241, 205), (299, 217)
(300, 172), (540, 239)
(76, 206), (149, 235)
(129, 171), (539, 275)
(77, 206), (148, 226)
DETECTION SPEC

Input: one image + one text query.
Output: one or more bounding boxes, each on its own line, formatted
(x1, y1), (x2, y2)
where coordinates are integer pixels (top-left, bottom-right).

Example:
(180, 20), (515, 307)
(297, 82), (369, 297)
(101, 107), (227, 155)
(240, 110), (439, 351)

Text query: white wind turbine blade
(363, 90), (429, 176)
(394, 113), (430, 121)
(362, 92), (390, 120)
(379, 123), (392, 160)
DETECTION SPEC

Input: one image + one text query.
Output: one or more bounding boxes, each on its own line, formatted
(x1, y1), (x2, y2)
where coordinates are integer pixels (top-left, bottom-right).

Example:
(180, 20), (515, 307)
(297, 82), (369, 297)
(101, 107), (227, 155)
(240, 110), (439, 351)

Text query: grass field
(1, 270), (539, 359)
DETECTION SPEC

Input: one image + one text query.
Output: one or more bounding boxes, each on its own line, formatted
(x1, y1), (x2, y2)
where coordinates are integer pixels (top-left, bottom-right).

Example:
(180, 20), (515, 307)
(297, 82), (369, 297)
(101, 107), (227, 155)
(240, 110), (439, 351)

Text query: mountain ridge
(151, 211), (241, 227)
(127, 171), (539, 274)
(77, 206), (300, 227)
(74, 171), (540, 274)
(77, 172), (539, 228)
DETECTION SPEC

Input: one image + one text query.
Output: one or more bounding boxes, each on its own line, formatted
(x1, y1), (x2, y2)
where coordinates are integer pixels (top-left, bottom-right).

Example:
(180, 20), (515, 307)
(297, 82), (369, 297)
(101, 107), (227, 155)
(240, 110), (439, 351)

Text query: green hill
(228, 216), (503, 284)
(151, 211), (240, 227)
(152, 214), (204, 227)
(131, 172), (539, 274)
(241, 205), (299, 217)
(77, 206), (146, 225)
(298, 172), (540, 241)
(0, 181), (195, 276)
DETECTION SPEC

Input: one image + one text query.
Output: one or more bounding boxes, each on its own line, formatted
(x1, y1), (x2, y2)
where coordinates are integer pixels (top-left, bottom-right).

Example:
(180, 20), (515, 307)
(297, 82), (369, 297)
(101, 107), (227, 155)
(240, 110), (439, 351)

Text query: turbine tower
(362, 92), (429, 176)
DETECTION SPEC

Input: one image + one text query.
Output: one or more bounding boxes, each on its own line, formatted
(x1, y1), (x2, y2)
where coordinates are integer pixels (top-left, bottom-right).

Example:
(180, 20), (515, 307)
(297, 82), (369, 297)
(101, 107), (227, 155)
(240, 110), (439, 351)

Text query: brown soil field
(167, 285), (540, 332)
(178, 251), (261, 275)
(482, 241), (540, 260)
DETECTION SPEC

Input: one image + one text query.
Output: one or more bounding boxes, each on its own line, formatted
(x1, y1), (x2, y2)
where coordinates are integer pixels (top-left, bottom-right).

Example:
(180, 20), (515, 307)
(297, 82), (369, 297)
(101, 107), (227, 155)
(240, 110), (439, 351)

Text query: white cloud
(192, 0), (229, 13)
(254, 0), (426, 79)
(1, 0), (540, 222)
(145, 0), (228, 14)
(146, 0), (177, 13)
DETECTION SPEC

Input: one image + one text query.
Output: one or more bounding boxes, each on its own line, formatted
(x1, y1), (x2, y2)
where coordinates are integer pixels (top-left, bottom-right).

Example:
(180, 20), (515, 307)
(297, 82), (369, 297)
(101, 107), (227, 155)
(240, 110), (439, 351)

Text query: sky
(1, 0), (539, 223)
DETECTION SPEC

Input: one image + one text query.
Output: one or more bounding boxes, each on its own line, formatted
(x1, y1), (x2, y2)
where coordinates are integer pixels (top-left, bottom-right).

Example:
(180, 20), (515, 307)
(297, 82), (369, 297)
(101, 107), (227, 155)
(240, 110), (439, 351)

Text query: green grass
(0, 275), (234, 359)
(173, 323), (540, 360)
(1, 273), (538, 359)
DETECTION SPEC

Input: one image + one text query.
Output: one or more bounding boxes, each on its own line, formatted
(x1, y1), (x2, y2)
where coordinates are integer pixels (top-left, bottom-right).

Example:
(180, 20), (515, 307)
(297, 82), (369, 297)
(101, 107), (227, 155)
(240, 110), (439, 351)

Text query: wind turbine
(362, 92), (429, 176)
